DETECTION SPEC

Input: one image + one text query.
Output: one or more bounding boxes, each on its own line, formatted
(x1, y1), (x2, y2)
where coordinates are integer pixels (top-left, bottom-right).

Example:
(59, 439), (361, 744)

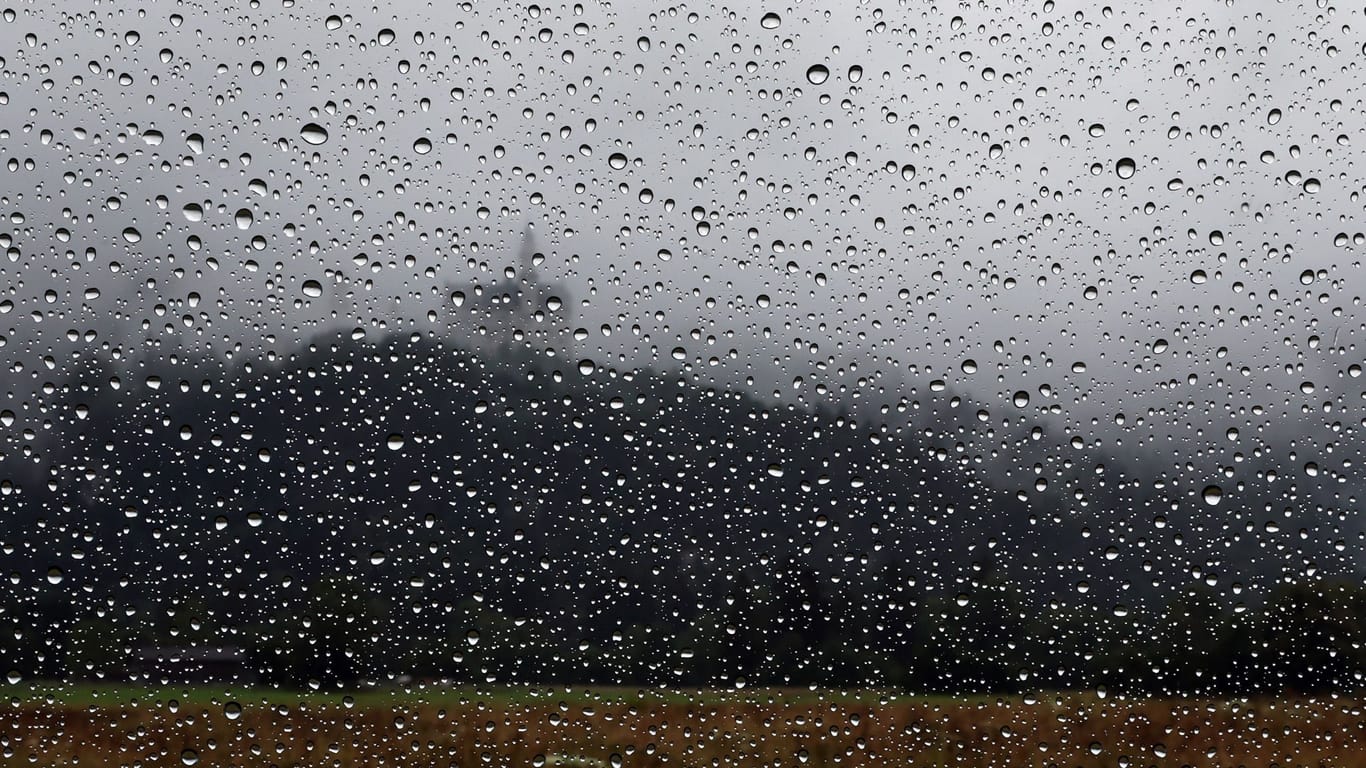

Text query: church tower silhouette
(447, 223), (572, 360)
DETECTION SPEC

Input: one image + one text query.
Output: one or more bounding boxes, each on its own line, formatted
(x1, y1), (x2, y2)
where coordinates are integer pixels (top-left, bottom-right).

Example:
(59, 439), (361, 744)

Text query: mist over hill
(0, 325), (1360, 692)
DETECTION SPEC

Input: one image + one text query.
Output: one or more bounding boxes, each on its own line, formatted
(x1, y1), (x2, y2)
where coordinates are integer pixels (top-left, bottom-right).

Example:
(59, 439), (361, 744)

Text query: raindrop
(1202, 485), (1223, 506)
(300, 123), (329, 145)
(121, 227), (142, 243)
(386, 434), (405, 450)
(1115, 157), (1136, 179)
(760, 12), (781, 29)
(805, 64), (830, 85)
(413, 138), (432, 154)
(301, 280), (324, 298)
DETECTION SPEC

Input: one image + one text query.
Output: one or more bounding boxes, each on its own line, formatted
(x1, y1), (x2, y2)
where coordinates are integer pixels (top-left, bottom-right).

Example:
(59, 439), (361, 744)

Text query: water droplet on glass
(760, 12), (781, 29)
(805, 64), (830, 85)
(300, 123), (329, 145)
(1202, 485), (1223, 506)
(301, 280), (323, 298)
(1115, 157), (1136, 179)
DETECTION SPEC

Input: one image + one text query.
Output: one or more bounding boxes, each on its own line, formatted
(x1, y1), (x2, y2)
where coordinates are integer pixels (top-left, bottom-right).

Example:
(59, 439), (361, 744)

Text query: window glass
(1, 1), (1362, 766)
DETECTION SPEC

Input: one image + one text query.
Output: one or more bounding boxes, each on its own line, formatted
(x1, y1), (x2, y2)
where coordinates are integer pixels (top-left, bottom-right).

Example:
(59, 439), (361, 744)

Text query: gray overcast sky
(0, 0), (1362, 452)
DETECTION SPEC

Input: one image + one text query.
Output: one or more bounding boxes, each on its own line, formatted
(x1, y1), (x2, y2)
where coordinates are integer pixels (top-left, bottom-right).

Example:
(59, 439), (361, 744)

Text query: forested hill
(0, 329), (1360, 692)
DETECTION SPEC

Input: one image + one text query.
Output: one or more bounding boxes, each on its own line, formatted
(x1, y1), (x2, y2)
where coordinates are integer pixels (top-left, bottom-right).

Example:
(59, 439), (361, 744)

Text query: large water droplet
(1202, 485), (1223, 506)
(805, 64), (830, 85)
(300, 123), (329, 145)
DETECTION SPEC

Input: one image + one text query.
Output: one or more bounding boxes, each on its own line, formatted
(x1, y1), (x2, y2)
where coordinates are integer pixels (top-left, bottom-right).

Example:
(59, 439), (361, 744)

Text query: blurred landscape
(2, 332), (1363, 696)
(4, 685), (1364, 768)
(1, 0), (1365, 764)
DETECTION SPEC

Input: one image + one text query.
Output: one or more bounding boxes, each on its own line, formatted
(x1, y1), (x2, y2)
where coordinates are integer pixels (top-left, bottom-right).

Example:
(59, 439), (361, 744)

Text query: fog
(0, 0), (1361, 449)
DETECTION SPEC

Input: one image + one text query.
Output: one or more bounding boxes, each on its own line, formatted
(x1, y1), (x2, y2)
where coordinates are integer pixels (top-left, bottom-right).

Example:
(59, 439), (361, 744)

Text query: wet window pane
(2, 1), (1363, 765)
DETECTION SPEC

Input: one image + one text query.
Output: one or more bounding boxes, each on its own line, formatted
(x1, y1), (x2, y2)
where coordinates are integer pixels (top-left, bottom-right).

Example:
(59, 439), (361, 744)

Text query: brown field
(1, 688), (1362, 767)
